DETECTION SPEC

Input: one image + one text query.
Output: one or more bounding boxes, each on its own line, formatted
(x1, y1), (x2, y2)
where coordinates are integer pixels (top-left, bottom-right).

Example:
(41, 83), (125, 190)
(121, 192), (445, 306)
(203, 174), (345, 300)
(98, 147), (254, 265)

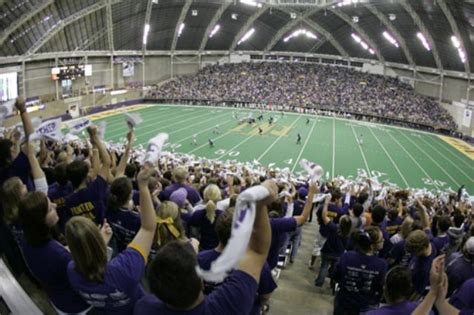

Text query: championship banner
(462, 109), (472, 127)
(123, 62), (134, 77)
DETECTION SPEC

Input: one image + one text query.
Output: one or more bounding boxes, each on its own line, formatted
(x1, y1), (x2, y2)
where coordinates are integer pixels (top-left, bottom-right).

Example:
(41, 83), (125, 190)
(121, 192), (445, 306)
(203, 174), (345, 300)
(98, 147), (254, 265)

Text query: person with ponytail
(332, 226), (388, 315)
(187, 184), (223, 250)
(154, 201), (198, 248)
(106, 176), (141, 254)
(19, 191), (90, 314)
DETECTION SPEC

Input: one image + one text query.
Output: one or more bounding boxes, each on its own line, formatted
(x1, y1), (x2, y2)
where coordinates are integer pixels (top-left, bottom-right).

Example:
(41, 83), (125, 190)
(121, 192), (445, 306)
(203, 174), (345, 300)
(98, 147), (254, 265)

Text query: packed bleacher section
(0, 98), (472, 315)
(147, 62), (457, 131)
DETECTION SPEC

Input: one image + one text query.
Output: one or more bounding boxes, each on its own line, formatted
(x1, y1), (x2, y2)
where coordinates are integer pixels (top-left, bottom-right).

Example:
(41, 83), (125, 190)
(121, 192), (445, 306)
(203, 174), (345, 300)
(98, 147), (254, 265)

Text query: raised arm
(128, 165), (157, 259)
(238, 180), (277, 282)
(116, 130), (134, 178)
(15, 97), (34, 139)
(416, 198), (430, 230)
(26, 142), (48, 194)
(321, 194), (332, 225)
(87, 126), (111, 180)
(294, 183), (318, 226)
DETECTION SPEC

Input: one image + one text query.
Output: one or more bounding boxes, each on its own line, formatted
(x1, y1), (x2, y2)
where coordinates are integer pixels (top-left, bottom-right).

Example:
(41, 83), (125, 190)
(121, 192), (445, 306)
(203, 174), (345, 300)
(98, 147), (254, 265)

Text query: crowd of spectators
(0, 97), (472, 315)
(147, 62), (457, 130)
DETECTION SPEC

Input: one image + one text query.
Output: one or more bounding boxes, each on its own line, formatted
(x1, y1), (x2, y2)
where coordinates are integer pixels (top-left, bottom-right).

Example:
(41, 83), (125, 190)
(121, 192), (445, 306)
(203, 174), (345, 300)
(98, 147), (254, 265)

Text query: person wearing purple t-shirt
(106, 177), (141, 254)
(19, 191), (90, 314)
(315, 194), (351, 287)
(367, 266), (433, 315)
(333, 226), (388, 315)
(198, 208), (277, 314)
(267, 183), (317, 269)
(63, 126), (110, 226)
(432, 215), (451, 253)
(406, 230), (439, 298)
(159, 166), (202, 206)
(187, 184), (223, 250)
(134, 180), (278, 315)
(446, 237), (474, 297)
(48, 162), (74, 229)
(66, 166), (157, 315)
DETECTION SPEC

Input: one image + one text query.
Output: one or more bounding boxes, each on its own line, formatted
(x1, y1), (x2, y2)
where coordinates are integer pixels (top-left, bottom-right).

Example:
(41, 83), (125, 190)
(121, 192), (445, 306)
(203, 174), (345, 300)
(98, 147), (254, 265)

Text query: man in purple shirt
(159, 166), (201, 206)
(63, 126), (110, 226)
(134, 180), (278, 315)
(198, 208), (277, 314)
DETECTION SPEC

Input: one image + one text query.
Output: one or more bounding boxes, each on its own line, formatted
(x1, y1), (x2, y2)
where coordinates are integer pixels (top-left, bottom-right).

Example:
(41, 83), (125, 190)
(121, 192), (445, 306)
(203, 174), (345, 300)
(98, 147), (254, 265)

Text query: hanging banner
(123, 62), (134, 77)
(462, 109), (472, 127)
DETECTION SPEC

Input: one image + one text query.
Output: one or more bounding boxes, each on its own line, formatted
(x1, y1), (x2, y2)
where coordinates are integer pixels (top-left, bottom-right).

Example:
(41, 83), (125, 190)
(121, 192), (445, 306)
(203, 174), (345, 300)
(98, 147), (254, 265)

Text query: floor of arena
(93, 104), (473, 194)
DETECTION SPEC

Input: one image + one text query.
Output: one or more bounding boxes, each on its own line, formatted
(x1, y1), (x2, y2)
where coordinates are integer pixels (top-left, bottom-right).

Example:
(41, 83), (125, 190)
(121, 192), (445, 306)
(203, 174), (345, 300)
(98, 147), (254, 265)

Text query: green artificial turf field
(94, 104), (474, 194)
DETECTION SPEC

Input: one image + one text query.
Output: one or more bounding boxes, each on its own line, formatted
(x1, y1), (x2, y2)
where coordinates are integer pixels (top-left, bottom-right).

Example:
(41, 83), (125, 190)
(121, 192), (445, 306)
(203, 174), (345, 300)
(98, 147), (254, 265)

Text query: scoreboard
(51, 64), (92, 81)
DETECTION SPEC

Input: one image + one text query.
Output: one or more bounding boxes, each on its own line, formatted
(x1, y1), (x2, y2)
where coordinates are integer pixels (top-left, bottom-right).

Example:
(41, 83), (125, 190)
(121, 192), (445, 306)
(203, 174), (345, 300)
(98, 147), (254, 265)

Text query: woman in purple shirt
(66, 166), (157, 315)
(19, 191), (90, 314)
(188, 184), (223, 250)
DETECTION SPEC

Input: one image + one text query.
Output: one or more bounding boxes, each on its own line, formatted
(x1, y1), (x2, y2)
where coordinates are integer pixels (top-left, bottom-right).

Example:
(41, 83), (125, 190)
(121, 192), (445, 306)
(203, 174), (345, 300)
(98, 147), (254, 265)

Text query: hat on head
(170, 188), (187, 209)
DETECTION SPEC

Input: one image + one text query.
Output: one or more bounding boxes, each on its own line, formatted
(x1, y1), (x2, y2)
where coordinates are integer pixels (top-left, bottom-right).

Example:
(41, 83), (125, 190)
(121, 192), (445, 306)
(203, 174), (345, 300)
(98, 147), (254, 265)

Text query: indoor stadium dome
(0, 1), (473, 314)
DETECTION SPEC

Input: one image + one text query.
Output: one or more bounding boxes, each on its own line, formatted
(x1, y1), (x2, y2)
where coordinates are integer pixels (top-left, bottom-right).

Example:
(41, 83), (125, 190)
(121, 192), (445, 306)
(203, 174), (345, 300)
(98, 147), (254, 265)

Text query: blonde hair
(173, 167), (188, 184)
(65, 217), (107, 283)
(400, 216), (414, 239)
(2, 177), (24, 224)
(203, 184), (221, 224)
(155, 201), (186, 248)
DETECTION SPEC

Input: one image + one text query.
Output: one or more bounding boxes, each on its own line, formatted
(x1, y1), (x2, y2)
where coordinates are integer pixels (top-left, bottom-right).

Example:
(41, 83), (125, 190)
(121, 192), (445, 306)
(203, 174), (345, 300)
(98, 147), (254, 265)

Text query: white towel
(124, 112), (143, 130)
(196, 185), (270, 282)
(299, 159), (323, 184)
(144, 133), (168, 165)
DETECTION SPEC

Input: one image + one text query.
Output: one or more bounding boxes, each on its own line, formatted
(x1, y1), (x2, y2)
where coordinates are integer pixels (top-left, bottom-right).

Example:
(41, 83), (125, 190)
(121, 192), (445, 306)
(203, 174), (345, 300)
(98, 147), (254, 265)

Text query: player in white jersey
(191, 134), (197, 145)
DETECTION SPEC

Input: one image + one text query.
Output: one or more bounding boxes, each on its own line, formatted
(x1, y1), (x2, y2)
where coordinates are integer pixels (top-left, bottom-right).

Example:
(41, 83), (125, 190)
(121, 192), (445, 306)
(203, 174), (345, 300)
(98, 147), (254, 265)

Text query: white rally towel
(299, 159), (324, 184)
(144, 133), (169, 165)
(31, 117), (42, 129)
(66, 118), (91, 134)
(32, 118), (63, 142)
(196, 185), (270, 282)
(124, 112), (143, 130)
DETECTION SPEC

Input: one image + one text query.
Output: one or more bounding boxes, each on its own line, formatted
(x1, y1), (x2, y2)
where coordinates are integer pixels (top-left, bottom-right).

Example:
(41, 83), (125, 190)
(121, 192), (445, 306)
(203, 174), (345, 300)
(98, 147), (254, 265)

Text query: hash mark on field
(350, 124), (370, 176)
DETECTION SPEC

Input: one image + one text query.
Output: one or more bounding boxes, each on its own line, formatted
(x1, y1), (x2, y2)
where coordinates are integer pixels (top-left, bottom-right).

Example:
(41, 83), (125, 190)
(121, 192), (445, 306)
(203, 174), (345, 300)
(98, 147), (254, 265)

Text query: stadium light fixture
(352, 33), (375, 54)
(368, 48), (375, 55)
(240, 0), (262, 8)
(209, 24), (220, 38)
(382, 31), (399, 48)
(451, 36), (466, 63)
(237, 28), (255, 45)
(143, 24), (150, 45)
(283, 29), (317, 42)
(360, 41), (368, 50)
(351, 33), (361, 43)
(178, 23), (185, 37)
(416, 32), (431, 51)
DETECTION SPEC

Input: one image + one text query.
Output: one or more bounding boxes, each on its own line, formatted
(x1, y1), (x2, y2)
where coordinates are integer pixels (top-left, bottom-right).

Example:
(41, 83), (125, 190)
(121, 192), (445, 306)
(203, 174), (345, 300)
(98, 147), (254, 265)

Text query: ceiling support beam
(74, 27), (108, 51)
(229, 5), (268, 52)
(365, 4), (415, 67)
(436, 0), (470, 75)
(330, 9), (385, 64)
(106, 0), (114, 51)
(24, 0), (121, 57)
(0, 0), (54, 46)
(265, 4), (348, 57)
(399, 0), (443, 72)
(171, 0), (192, 53)
(199, 2), (231, 52)
(142, 0), (153, 53)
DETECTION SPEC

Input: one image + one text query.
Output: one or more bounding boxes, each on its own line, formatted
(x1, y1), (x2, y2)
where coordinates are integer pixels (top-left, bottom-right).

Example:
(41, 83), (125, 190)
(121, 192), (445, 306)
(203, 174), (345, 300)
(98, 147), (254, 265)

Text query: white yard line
(291, 120), (317, 173)
(257, 115), (302, 161)
(216, 134), (256, 160)
(397, 130), (461, 187)
(332, 116), (336, 179)
(367, 127), (410, 187)
(173, 119), (233, 144)
(418, 136), (474, 183)
(350, 124), (370, 175)
(187, 129), (236, 154)
(385, 131), (433, 181)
